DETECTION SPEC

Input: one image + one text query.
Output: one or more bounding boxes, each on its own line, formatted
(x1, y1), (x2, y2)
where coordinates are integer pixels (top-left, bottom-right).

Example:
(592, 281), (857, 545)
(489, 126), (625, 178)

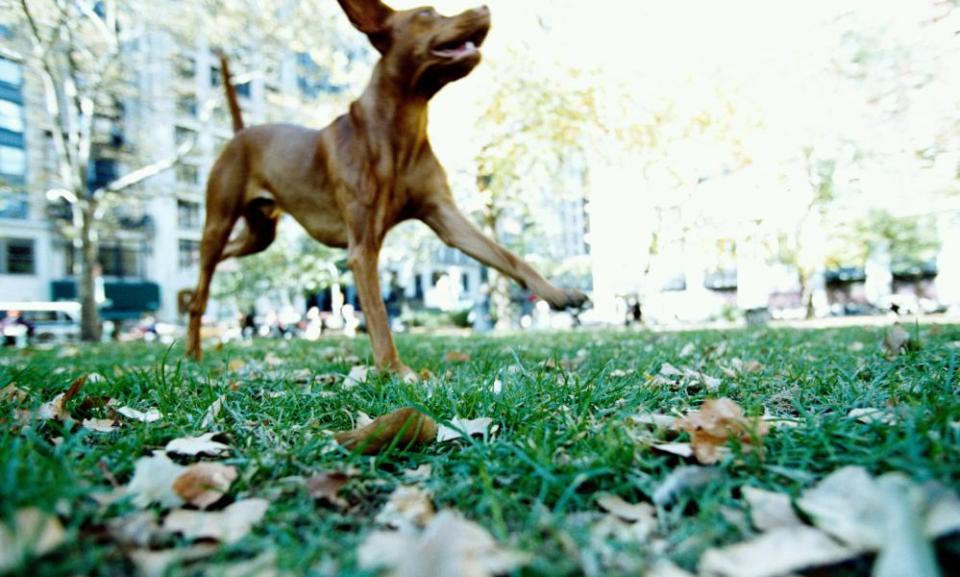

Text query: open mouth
(431, 29), (488, 59)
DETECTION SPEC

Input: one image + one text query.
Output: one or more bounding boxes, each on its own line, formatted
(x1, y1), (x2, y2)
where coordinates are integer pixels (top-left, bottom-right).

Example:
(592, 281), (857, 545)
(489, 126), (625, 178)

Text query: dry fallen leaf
(264, 352), (284, 367)
(126, 451), (187, 509)
(651, 442), (696, 459)
(82, 417), (120, 433)
(848, 407), (898, 426)
(436, 417), (493, 443)
(797, 466), (960, 549)
(444, 351), (471, 363)
(37, 375), (87, 421)
(173, 462), (238, 509)
(630, 412), (677, 428)
(228, 358), (246, 373)
(375, 485), (436, 529)
(883, 323), (911, 358)
(343, 366), (370, 388)
(699, 525), (858, 577)
(403, 464), (433, 483)
(163, 498), (269, 544)
(306, 471), (354, 508)
(165, 432), (231, 457)
(129, 544), (219, 577)
(200, 396), (225, 429)
(0, 384), (27, 404)
(115, 405), (163, 423)
(652, 466), (722, 506)
(741, 486), (802, 531)
(596, 494), (656, 524)
(335, 408), (437, 455)
(107, 510), (161, 548)
(0, 508), (66, 572)
(358, 510), (529, 577)
(674, 398), (769, 464)
(679, 343), (696, 358)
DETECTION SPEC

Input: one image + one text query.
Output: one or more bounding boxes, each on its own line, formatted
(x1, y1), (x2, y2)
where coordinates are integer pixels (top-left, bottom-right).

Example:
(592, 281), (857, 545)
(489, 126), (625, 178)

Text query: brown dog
(186, 0), (588, 376)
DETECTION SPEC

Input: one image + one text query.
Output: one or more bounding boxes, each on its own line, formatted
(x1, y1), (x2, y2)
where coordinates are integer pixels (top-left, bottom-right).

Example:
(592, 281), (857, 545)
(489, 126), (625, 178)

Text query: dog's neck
(351, 61), (431, 151)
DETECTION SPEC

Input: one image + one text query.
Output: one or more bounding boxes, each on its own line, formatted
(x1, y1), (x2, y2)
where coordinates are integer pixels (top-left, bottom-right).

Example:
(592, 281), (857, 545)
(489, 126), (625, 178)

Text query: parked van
(0, 302), (82, 345)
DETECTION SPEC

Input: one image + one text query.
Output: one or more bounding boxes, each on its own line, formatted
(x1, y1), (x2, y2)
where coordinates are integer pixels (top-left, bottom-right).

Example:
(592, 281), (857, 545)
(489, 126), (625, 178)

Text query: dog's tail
(218, 53), (244, 133)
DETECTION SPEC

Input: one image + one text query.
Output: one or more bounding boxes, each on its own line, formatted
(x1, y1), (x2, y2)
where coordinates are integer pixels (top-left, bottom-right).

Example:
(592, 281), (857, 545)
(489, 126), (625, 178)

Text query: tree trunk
(78, 204), (102, 342)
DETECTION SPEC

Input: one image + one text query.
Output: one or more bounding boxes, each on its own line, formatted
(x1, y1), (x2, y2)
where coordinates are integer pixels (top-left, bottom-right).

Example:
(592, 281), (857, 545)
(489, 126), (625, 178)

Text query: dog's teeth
(465, 41), (476, 50)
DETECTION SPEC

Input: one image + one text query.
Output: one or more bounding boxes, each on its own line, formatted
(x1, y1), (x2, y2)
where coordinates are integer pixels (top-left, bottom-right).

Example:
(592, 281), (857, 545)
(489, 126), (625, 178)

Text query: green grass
(2, 325), (960, 576)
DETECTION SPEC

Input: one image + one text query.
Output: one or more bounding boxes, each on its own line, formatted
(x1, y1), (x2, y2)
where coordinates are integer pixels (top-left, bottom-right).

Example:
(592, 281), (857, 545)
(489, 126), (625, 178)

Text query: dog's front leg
(347, 240), (413, 378)
(423, 200), (589, 311)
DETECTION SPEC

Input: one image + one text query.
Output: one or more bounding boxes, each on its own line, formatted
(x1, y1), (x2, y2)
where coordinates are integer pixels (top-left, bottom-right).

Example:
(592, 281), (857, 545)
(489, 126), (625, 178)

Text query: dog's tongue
(435, 40), (477, 58)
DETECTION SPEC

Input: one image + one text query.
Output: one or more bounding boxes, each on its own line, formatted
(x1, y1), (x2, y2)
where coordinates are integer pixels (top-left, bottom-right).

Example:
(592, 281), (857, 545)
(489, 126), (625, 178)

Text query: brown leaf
(444, 351), (471, 363)
(163, 498), (269, 544)
(306, 471), (353, 508)
(334, 408), (437, 455)
(674, 398), (769, 464)
(0, 384), (27, 404)
(173, 463), (238, 509)
(37, 376), (87, 421)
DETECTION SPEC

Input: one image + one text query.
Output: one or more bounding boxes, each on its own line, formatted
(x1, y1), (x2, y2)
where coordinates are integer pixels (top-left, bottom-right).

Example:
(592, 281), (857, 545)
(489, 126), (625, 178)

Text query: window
(176, 55), (196, 79)
(0, 58), (21, 87)
(0, 190), (28, 219)
(174, 126), (195, 147)
(0, 145), (25, 176)
(210, 65), (221, 87)
(177, 200), (202, 229)
(176, 164), (199, 185)
(179, 239), (201, 269)
(1, 238), (34, 275)
(0, 99), (23, 133)
(98, 244), (141, 278)
(176, 95), (197, 118)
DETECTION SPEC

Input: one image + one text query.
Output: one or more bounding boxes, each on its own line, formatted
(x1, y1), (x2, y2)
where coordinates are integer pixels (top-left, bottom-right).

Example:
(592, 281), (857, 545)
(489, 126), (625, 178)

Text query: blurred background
(0, 0), (958, 345)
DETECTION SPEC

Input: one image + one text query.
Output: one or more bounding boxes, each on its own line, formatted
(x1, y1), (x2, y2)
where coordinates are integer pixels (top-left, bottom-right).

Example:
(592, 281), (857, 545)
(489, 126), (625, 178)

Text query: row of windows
(0, 236), (204, 277)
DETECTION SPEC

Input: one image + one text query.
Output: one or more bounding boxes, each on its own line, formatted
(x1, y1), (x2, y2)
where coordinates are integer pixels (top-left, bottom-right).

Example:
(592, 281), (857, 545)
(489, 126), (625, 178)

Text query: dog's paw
(548, 289), (590, 312)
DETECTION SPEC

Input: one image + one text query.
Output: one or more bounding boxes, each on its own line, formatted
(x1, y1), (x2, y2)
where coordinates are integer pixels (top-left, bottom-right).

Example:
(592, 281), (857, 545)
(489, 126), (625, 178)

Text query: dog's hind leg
(221, 199), (280, 260)
(186, 165), (245, 360)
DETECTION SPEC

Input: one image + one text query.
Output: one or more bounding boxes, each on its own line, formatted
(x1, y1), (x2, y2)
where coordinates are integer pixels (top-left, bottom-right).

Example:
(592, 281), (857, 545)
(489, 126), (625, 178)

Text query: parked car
(0, 301), (82, 345)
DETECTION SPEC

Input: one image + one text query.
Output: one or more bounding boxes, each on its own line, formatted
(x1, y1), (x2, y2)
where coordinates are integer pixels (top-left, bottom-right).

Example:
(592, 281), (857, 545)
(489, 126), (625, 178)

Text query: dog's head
(338, 0), (491, 96)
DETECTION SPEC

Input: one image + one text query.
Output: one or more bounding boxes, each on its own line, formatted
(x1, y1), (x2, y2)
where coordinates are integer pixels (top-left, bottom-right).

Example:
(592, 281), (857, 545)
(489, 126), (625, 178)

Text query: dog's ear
(337, 0), (393, 35)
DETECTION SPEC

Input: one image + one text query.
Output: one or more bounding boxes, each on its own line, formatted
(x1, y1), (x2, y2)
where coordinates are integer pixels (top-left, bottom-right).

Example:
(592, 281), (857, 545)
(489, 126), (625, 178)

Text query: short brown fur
(187, 0), (588, 376)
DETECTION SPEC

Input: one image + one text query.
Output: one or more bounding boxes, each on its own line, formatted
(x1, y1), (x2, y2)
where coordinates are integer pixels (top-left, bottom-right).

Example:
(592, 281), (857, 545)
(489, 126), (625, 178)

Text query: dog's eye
(418, 8), (436, 19)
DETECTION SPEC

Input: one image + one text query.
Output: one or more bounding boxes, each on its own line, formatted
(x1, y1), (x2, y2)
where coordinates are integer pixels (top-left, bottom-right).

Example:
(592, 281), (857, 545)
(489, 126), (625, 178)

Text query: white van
(0, 301), (82, 345)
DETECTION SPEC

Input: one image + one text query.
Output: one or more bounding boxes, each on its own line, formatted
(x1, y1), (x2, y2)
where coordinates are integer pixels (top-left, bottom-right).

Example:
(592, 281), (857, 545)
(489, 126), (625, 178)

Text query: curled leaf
(334, 408), (437, 455)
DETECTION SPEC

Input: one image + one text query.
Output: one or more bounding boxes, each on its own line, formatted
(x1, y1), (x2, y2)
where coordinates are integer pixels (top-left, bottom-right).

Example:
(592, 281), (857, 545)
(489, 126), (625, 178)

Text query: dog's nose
(478, 5), (489, 13)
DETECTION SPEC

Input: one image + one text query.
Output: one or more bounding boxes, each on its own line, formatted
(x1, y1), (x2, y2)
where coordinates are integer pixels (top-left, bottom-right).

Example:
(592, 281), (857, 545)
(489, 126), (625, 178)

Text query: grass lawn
(2, 325), (960, 576)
